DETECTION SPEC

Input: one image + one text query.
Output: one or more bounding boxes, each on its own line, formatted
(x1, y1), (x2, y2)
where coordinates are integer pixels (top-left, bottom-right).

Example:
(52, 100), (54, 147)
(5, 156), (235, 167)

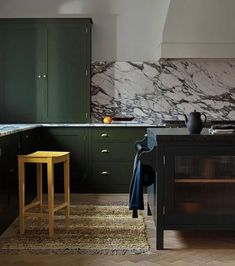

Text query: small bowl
(112, 116), (135, 121)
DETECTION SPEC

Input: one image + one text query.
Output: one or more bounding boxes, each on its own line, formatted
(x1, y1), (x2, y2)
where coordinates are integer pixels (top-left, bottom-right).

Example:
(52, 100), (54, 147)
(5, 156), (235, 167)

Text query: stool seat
(21, 151), (70, 164)
(18, 151), (70, 237)
(24, 151), (69, 157)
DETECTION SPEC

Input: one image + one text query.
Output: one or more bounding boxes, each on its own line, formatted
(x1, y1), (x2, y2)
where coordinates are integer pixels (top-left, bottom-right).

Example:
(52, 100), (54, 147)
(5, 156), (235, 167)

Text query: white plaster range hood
(160, 0), (235, 58)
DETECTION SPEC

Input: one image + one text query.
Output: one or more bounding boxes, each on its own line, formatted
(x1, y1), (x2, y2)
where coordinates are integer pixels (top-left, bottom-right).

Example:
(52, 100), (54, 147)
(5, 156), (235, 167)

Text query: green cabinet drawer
(89, 127), (147, 192)
(90, 162), (132, 185)
(91, 128), (146, 141)
(44, 127), (86, 136)
(92, 142), (135, 161)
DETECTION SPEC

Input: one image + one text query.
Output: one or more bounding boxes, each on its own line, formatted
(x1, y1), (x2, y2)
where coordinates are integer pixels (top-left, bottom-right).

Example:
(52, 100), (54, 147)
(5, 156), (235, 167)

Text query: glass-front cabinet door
(164, 146), (235, 225)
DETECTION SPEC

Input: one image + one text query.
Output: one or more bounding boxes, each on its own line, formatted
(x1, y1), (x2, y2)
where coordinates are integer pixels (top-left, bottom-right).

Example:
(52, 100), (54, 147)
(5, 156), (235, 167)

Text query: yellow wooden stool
(18, 151), (70, 237)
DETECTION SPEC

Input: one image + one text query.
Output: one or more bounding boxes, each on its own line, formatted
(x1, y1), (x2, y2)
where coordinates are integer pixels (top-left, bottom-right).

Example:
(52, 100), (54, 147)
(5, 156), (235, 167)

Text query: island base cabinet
(146, 127), (235, 250)
(165, 147), (235, 224)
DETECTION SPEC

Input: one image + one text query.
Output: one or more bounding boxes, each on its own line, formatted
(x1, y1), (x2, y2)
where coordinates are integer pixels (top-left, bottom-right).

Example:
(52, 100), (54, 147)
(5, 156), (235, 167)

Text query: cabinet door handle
(144, 134), (147, 137)
(101, 149), (109, 153)
(38, 75), (42, 78)
(101, 133), (109, 137)
(43, 74), (47, 78)
(100, 171), (110, 175)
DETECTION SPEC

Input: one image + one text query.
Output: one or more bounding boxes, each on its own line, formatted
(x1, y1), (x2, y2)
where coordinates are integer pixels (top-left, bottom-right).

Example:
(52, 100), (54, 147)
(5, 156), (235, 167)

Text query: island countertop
(147, 127), (235, 147)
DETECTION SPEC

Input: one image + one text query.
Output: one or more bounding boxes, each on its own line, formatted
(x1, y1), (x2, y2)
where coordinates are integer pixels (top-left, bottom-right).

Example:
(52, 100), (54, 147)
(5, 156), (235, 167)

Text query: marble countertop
(0, 124), (41, 137)
(42, 123), (158, 127)
(0, 123), (160, 137)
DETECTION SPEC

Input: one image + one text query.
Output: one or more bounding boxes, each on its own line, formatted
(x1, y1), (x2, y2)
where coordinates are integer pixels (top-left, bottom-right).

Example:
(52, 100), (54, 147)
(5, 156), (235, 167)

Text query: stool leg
(47, 159), (54, 237)
(37, 163), (43, 214)
(18, 157), (25, 235)
(64, 157), (70, 229)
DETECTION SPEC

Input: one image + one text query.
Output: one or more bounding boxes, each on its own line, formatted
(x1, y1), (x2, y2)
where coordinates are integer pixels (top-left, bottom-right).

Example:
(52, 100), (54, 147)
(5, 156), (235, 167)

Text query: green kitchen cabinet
(0, 127), (43, 234)
(0, 137), (9, 217)
(45, 21), (91, 122)
(88, 127), (147, 192)
(6, 133), (20, 208)
(0, 18), (92, 123)
(40, 127), (89, 192)
(19, 128), (41, 155)
(0, 21), (41, 122)
(19, 128), (41, 203)
(0, 133), (20, 233)
(40, 126), (148, 193)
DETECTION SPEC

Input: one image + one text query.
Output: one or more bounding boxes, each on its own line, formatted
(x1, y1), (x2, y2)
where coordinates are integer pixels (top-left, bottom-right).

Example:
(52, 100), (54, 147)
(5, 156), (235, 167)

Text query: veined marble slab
(0, 124), (41, 136)
(91, 60), (235, 123)
(42, 123), (155, 127)
(0, 123), (157, 137)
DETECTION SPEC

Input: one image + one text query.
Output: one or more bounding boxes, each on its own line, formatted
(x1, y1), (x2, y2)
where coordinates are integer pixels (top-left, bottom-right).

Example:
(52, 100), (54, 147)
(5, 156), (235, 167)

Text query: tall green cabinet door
(0, 21), (43, 122)
(44, 20), (92, 122)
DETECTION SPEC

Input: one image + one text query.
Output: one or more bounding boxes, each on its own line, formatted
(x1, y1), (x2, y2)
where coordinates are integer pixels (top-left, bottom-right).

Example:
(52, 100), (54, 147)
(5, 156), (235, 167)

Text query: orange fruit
(103, 116), (112, 124)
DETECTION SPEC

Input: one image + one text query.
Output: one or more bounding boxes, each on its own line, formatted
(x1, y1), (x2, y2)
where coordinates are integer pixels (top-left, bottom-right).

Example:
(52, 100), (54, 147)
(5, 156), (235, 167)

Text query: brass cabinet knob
(100, 171), (110, 175)
(101, 149), (109, 153)
(101, 133), (109, 137)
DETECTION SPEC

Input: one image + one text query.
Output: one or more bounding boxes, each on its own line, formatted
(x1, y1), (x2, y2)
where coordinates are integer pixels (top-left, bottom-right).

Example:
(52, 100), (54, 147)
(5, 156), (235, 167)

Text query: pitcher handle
(201, 113), (207, 126)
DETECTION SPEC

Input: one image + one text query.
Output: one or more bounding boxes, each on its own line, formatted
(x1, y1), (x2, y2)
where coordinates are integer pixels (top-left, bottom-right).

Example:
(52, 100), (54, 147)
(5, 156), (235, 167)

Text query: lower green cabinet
(41, 127), (88, 192)
(89, 127), (147, 193)
(20, 128), (41, 154)
(0, 125), (149, 233)
(19, 128), (41, 204)
(7, 134), (20, 206)
(40, 126), (147, 193)
(0, 137), (9, 215)
(0, 133), (20, 233)
(88, 162), (133, 193)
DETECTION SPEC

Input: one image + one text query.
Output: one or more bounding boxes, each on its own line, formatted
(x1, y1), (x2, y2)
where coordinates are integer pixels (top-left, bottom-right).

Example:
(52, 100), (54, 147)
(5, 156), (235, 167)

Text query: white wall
(161, 0), (235, 58)
(0, 0), (170, 61)
(163, 0), (235, 43)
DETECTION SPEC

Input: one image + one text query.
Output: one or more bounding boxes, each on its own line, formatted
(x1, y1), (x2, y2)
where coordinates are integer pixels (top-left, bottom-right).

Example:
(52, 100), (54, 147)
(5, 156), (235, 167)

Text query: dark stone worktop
(147, 127), (235, 147)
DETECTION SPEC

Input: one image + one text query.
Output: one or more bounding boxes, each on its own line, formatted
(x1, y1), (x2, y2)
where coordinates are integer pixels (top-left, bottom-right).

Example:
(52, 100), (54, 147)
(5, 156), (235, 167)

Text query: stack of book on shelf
(209, 124), (235, 135)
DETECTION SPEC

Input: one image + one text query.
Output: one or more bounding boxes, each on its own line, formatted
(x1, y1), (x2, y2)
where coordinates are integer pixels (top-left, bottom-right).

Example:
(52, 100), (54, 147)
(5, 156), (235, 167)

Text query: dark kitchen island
(144, 128), (235, 250)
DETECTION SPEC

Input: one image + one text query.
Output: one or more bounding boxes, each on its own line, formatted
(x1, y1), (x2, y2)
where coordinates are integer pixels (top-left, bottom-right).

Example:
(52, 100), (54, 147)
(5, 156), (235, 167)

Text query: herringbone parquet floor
(1, 194), (235, 266)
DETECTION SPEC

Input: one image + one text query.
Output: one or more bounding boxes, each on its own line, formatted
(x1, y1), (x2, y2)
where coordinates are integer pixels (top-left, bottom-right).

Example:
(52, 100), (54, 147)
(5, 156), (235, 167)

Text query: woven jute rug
(0, 205), (149, 255)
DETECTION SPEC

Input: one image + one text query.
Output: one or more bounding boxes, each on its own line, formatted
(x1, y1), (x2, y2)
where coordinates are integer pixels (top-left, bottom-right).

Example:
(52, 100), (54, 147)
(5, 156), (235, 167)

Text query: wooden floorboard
(1, 194), (235, 266)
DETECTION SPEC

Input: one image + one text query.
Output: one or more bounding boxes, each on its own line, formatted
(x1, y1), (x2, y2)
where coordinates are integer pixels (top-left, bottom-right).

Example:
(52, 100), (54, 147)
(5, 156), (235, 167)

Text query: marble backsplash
(91, 60), (235, 124)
